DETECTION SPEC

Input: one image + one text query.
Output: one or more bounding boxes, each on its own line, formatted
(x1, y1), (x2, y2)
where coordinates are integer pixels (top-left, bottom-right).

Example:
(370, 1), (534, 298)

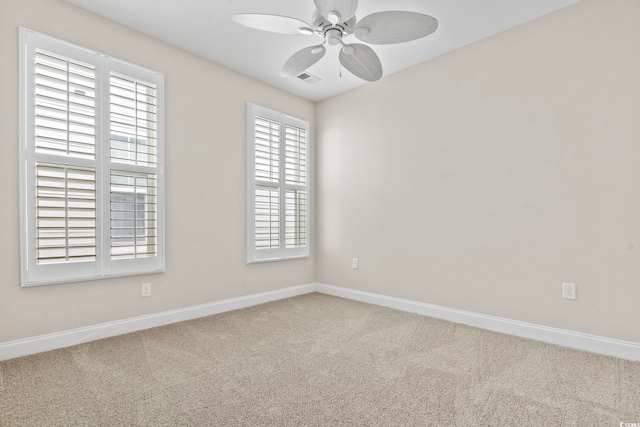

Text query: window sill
(246, 255), (309, 265)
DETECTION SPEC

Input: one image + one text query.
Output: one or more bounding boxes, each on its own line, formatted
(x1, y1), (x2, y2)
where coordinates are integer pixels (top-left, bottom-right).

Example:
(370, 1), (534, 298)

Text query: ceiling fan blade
(354, 11), (438, 45)
(232, 14), (314, 35)
(314, 0), (358, 23)
(339, 44), (383, 82)
(281, 45), (326, 77)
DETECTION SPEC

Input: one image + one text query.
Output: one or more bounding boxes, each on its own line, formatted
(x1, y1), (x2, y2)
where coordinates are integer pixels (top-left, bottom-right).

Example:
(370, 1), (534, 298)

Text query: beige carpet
(1, 293), (639, 426)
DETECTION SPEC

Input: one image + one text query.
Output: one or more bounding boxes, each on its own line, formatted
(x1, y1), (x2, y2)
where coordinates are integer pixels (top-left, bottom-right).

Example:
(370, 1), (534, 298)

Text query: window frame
(246, 103), (310, 263)
(19, 27), (165, 287)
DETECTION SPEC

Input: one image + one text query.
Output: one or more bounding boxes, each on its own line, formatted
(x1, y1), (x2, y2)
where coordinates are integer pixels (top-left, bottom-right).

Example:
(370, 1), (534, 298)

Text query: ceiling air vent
(296, 72), (321, 84)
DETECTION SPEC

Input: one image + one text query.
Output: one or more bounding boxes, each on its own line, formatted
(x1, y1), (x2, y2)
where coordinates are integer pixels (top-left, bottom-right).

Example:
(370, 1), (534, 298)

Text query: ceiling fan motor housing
(312, 11), (356, 34)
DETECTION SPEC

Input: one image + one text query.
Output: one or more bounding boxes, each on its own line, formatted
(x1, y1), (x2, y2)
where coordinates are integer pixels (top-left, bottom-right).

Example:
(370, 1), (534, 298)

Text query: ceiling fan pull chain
(339, 62), (342, 78)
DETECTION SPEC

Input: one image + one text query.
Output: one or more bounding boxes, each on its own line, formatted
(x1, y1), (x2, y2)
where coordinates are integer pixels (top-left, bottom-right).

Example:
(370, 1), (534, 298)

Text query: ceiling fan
(232, 0), (438, 82)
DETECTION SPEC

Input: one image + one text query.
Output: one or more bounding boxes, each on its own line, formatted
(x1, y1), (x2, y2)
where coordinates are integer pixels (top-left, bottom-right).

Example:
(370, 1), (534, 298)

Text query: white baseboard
(2, 282), (639, 362)
(0, 283), (316, 362)
(314, 283), (640, 362)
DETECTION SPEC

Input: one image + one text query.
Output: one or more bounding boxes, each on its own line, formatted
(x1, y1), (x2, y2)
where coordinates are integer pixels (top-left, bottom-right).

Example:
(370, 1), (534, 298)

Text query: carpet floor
(1, 293), (639, 426)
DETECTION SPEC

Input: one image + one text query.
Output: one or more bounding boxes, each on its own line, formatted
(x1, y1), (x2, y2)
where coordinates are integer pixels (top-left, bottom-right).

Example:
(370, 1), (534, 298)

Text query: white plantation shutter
(106, 65), (163, 276)
(253, 116), (281, 251)
(284, 124), (308, 250)
(285, 125), (307, 186)
(34, 50), (97, 264)
(35, 51), (98, 263)
(285, 189), (307, 249)
(255, 186), (280, 249)
(109, 74), (158, 167)
(110, 172), (157, 259)
(36, 164), (96, 264)
(34, 50), (96, 159)
(254, 117), (280, 182)
(247, 104), (309, 263)
(20, 28), (164, 286)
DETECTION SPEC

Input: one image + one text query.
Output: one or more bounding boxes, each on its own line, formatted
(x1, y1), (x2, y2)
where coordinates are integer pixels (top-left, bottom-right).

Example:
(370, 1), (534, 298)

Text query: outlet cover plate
(142, 283), (152, 298)
(562, 282), (576, 300)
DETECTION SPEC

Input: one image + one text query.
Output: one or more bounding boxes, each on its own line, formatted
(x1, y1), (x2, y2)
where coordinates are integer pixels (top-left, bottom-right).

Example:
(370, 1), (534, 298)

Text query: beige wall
(0, 0), (315, 342)
(316, 0), (640, 343)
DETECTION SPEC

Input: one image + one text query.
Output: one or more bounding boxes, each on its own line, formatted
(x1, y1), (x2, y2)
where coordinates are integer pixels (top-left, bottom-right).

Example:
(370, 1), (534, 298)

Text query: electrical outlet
(141, 283), (152, 298)
(352, 258), (359, 269)
(562, 283), (576, 300)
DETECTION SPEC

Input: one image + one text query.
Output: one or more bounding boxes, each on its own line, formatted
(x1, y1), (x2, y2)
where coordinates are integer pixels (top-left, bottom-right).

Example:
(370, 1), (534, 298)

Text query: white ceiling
(63, 0), (580, 101)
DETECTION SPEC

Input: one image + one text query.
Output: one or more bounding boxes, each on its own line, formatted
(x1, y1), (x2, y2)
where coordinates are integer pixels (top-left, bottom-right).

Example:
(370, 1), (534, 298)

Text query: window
(19, 28), (164, 286)
(246, 104), (309, 263)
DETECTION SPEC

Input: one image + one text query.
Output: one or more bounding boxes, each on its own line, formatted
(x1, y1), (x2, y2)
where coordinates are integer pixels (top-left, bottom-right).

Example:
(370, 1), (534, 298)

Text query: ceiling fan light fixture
(298, 27), (314, 35)
(327, 11), (341, 24)
(342, 45), (355, 55)
(311, 46), (324, 54)
(326, 28), (342, 45)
